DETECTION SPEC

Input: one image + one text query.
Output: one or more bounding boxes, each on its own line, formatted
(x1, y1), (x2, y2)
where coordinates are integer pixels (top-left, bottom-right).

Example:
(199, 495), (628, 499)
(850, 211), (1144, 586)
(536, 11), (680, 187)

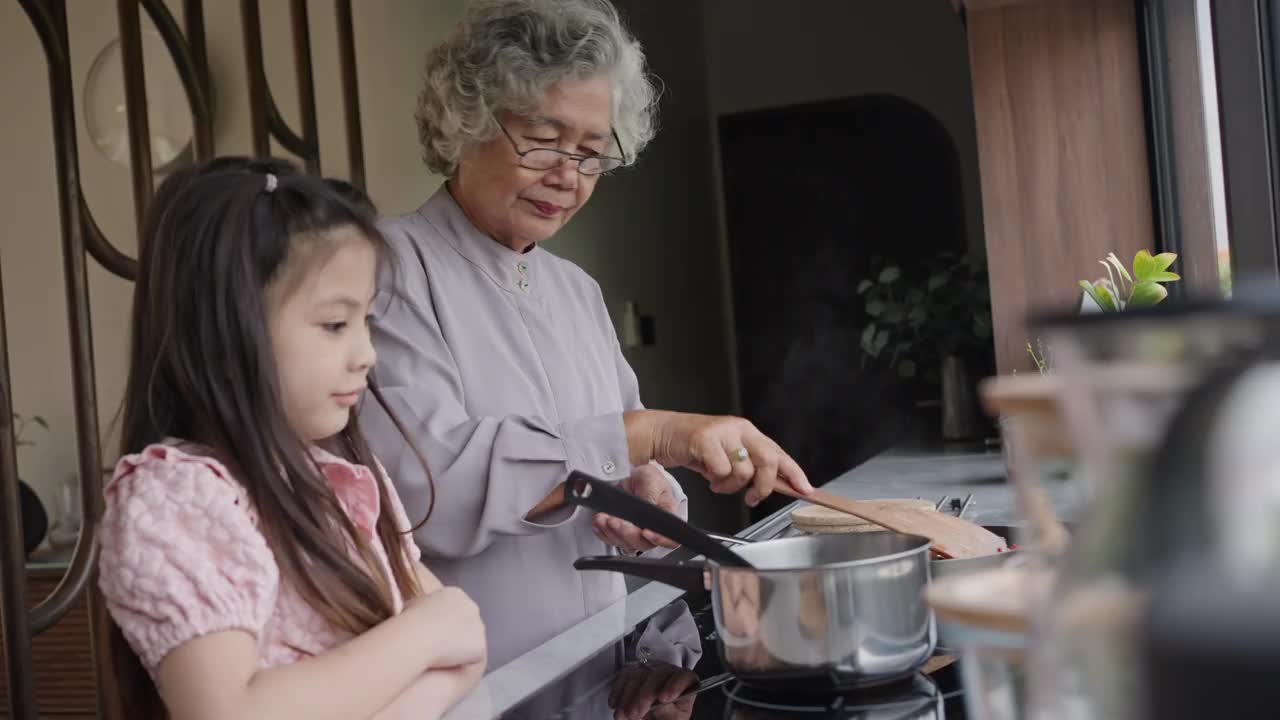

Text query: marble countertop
(814, 445), (1082, 527)
(443, 444), (1081, 719)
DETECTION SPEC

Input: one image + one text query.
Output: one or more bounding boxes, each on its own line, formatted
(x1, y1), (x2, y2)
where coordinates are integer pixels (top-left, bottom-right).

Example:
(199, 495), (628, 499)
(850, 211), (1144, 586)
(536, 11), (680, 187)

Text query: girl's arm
(371, 661), (486, 720)
(155, 587), (484, 720)
(365, 563), (485, 720)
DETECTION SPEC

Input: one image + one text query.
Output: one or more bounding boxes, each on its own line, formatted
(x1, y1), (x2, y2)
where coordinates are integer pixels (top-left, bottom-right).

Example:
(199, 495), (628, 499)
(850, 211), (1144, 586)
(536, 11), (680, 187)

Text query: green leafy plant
(1027, 339), (1051, 376)
(1077, 250), (1180, 312)
(858, 252), (993, 379)
(858, 260), (913, 376)
(1026, 250), (1180, 373)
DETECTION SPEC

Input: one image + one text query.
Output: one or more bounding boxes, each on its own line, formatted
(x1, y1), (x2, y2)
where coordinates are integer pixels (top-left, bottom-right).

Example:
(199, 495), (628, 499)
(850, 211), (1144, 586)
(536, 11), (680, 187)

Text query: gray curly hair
(415, 0), (659, 177)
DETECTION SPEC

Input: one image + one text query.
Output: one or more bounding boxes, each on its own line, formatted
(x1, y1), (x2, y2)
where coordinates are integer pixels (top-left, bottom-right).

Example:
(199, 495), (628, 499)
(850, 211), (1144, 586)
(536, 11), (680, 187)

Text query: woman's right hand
(623, 410), (813, 506)
(608, 660), (698, 720)
(409, 586), (487, 669)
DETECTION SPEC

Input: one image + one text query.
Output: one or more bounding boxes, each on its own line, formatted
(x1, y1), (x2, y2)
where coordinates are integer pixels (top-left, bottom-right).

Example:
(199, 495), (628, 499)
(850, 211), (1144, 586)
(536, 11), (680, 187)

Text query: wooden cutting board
(776, 484), (1007, 559)
(791, 499), (935, 534)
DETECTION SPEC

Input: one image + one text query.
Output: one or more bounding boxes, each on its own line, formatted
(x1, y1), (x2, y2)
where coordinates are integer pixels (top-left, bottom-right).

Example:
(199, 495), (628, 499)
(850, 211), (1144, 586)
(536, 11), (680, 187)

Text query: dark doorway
(720, 94), (974, 500)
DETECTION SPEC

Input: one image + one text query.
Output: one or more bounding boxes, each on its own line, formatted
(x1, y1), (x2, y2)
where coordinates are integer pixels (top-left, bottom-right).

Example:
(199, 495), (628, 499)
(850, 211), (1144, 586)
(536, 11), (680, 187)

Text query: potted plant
(984, 250), (1181, 461)
(857, 251), (994, 440)
(1076, 250), (1181, 313)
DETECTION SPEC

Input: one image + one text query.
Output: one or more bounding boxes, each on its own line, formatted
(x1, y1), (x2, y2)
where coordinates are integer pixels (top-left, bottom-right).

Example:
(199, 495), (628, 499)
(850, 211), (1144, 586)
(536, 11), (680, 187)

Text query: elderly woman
(362, 0), (812, 670)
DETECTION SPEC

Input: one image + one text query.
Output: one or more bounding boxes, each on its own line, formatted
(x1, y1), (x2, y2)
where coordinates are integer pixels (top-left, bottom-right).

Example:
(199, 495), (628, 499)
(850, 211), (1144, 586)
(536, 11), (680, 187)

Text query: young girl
(98, 156), (485, 720)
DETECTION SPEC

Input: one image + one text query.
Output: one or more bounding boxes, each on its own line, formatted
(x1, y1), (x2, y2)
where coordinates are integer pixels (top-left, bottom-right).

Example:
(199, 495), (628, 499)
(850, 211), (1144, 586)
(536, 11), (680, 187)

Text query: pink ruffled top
(97, 440), (422, 675)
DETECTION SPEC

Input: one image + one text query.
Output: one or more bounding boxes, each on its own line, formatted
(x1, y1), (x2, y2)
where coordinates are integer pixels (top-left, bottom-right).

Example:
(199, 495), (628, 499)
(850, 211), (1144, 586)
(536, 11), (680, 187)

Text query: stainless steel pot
(565, 472), (936, 690)
(723, 670), (944, 719)
(723, 523), (1022, 653)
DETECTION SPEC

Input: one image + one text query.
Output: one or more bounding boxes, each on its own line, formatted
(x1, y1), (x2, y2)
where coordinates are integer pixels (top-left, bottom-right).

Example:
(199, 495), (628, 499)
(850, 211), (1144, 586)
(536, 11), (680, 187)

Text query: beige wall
(1, 0), (463, 519)
(3, 0), (982, 534)
(2, 0), (738, 529)
(580, 0), (740, 529)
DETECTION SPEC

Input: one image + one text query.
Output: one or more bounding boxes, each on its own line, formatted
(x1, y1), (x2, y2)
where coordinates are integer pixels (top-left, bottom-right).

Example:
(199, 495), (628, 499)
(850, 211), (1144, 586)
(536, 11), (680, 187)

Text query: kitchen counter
(442, 444), (1081, 719)
(815, 444), (1081, 526)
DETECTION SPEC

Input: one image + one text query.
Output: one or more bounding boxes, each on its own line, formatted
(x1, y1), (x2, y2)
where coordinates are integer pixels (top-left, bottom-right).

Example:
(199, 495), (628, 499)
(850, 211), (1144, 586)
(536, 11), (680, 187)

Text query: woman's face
(451, 74), (615, 252)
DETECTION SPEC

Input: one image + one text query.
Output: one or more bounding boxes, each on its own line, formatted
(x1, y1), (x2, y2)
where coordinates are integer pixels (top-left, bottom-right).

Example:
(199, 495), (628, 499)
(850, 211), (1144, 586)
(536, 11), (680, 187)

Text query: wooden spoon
(773, 482), (1008, 559)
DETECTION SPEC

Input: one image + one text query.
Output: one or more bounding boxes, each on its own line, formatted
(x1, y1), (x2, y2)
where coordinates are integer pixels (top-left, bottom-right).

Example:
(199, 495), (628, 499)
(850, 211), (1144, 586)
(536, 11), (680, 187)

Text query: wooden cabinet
(966, 0), (1155, 372)
(0, 567), (97, 718)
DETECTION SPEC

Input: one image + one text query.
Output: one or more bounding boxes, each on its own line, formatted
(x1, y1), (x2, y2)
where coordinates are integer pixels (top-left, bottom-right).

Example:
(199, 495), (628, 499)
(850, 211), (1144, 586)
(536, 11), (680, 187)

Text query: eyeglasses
(496, 119), (627, 176)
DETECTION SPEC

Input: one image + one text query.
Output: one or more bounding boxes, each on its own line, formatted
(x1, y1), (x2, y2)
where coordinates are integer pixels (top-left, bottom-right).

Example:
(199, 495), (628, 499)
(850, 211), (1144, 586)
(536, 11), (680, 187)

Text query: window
(1149, 0), (1280, 290)
(1142, 0), (1234, 296)
(1211, 0), (1280, 287)
(1198, 0), (1232, 295)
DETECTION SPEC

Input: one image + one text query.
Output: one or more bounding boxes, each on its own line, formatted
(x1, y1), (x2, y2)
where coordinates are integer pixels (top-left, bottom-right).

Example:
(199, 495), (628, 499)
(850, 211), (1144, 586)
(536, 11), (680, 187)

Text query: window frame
(1140, 0), (1280, 290)
(1211, 0), (1280, 283)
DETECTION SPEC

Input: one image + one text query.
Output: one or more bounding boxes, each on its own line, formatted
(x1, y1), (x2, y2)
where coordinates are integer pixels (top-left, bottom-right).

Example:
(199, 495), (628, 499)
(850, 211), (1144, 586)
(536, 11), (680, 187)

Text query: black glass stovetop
(506, 598), (966, 719)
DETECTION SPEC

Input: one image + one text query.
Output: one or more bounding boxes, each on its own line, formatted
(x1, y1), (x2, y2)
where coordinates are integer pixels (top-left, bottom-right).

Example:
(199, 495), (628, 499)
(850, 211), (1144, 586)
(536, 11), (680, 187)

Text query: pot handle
(564, 471), (751, 567)
(574, 555), (708, 594)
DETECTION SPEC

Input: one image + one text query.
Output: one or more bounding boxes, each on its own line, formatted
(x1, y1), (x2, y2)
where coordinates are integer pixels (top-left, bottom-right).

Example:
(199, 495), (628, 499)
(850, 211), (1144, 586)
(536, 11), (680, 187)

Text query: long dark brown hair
(111, 156), (435, 717)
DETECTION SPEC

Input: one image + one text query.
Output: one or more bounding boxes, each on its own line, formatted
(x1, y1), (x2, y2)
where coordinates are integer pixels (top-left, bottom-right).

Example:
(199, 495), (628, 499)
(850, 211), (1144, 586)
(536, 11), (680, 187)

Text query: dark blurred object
(721, 95), (973, 496)
(1137, 333), (1280, 719)
(1029, 290), (1280, 718)
(941, 354), (980, 439)
(639, 315), (656, 346)
(1142, 561), (1280, 719)
(19, 479), (48, 556)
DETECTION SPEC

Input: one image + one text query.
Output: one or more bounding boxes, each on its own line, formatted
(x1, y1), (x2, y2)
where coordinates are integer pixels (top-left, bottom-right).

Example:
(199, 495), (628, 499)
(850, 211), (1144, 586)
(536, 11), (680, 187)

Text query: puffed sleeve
(97, 445), (280, 672)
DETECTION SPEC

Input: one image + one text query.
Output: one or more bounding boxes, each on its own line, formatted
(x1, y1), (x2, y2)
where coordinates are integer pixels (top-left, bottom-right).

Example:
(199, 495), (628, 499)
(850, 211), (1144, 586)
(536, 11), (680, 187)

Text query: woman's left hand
(592, 464), (681, 553)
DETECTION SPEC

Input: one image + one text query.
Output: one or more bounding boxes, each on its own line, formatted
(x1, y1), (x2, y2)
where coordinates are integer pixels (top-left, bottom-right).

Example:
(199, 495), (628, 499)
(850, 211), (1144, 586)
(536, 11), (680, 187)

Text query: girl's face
(267, 226), (378, 443)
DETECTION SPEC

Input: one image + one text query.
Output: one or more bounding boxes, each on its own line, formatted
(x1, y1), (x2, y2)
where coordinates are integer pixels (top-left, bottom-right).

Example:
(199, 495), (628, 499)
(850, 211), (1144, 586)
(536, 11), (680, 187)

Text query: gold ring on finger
(732, 447), (750, 462)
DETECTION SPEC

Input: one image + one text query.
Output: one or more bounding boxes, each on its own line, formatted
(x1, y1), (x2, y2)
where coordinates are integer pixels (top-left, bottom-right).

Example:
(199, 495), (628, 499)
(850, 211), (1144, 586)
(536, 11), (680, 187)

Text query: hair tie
(264, 173), (278, 193)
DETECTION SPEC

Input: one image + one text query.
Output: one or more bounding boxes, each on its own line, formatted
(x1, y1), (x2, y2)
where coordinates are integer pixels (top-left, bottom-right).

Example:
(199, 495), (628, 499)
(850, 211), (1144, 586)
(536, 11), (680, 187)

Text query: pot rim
(712, 532), (932, 574)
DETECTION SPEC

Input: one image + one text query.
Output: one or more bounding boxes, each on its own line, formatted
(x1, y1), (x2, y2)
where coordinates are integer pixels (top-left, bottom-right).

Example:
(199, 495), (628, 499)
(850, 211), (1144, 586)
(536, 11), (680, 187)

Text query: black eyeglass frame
(495, 118), (628, 176)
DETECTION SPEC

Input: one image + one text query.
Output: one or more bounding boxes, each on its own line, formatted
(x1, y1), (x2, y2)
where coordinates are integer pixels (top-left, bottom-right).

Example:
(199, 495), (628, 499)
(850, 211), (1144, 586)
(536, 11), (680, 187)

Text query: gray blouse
(362, 187), (684, 670)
